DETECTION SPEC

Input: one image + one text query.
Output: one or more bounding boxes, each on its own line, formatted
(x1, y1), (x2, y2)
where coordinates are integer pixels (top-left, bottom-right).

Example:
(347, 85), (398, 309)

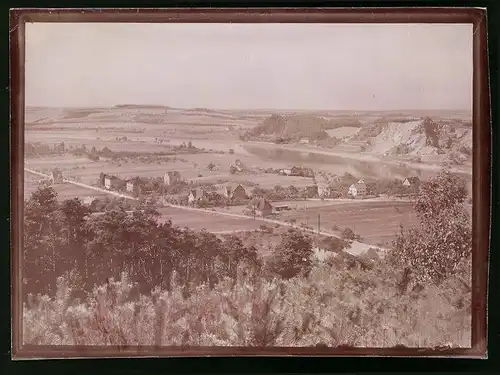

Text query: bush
(266, 229), (314, 279)
(342, 228), (356, 241)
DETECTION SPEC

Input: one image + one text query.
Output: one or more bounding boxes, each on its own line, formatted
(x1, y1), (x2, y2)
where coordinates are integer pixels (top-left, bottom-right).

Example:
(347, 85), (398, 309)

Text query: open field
(24, 152), (316, 192)
(24, 171), (109, 201)
(276, 200), (418, 246)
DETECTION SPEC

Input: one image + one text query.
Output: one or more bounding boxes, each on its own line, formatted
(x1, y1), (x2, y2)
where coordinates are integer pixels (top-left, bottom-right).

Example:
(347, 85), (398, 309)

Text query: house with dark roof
(247, 197), (273, 217)
(216, 183), (248, 201)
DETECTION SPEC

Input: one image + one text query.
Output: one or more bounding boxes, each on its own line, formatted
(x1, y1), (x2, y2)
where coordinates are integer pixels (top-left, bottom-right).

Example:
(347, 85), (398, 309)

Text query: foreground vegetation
(22, 170), (472, 347)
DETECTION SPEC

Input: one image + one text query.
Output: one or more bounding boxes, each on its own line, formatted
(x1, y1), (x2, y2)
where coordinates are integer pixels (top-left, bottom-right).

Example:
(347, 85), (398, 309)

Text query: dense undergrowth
(23, 253), (471, 347)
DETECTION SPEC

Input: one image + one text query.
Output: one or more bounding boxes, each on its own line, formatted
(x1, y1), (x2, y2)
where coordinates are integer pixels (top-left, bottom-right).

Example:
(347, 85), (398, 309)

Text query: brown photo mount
(10, 7), (491, 359)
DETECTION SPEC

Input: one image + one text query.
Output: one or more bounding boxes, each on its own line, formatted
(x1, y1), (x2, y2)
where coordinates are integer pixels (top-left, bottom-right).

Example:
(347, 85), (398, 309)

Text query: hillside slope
(351, 117), (472, 163)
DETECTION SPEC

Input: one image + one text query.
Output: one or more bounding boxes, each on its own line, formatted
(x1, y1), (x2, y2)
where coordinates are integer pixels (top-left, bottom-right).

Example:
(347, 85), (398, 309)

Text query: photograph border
(9, 7), (491, 360)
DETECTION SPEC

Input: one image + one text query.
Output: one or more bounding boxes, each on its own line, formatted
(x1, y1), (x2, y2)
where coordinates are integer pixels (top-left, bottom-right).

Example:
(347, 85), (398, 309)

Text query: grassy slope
(23, 254), (471, 347)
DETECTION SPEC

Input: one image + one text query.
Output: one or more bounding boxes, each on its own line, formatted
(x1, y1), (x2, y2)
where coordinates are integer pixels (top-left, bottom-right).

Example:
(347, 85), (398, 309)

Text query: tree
(391, 169), (472, 286)
(414, 169), (467, 222)
(229, 165), (237, 174)
(266, 229), (313, 279)
(23, 187), (66, 295)
(342, 228), (356, 241)
(207, 162), (216, 171)
(422, 117), (441, 148)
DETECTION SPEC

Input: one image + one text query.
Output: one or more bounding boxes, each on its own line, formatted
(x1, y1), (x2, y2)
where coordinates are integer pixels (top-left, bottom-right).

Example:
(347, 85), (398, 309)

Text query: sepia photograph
(10, 8), (490, 359)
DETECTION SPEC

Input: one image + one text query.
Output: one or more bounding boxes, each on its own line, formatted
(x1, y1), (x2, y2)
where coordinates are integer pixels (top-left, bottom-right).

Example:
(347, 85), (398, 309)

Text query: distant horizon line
(25, 104), (473, 113)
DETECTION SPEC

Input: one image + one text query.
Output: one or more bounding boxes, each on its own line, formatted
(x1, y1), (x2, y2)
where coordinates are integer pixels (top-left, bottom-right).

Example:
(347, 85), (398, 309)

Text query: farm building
(188, 188), (207, 205)
(274, 205), (290, 212)
(50, 168), (63, 184)
(216, 183), (248, 201)
(247, 197), (273, 217)
(403, 176), (420, 187)
(104, 175), (123, 190)
(125, 177), (148, 195)
(348, 179), (367, 198)
(164, 171), (181, 186)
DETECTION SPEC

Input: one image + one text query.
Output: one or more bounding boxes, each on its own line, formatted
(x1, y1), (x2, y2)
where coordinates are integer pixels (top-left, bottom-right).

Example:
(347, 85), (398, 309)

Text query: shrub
(391, 169), (471, 285)
(342, 228), (356, 241)
(266, 230), (314, 279)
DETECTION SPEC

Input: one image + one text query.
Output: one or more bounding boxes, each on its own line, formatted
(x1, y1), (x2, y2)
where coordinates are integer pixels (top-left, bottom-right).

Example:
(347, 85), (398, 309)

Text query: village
(30, 149), (423, 252)
(40, 157), (421, 210)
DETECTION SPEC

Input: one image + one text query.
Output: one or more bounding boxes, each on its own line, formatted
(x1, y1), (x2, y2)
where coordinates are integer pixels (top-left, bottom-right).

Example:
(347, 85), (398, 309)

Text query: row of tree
(23, 186), (320, 299)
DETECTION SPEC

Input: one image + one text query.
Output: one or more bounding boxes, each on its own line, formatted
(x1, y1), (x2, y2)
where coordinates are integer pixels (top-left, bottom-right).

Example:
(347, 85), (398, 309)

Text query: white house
(164, 171), (181, 186)
(348, 179), (367, 198)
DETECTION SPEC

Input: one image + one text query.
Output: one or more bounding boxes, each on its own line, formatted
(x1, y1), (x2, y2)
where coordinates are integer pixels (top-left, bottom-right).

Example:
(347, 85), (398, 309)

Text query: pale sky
(25, 22), (473, 111)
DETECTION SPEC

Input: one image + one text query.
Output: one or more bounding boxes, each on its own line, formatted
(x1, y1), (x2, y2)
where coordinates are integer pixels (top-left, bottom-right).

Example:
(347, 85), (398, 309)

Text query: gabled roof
(216, 183), (247, 196)
(125, 176), (147, 185)
(247, 197), (273, 211)
(350, 180), (366, 189)
(189, 188), (206, 199)
(104, 174), (121, 181)
(165, 171), (181, 176)
(404, 176), (420, 184)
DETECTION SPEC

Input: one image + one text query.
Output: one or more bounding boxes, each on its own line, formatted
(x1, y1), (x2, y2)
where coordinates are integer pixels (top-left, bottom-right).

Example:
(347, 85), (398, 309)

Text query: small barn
(164, 171), (181, 186)
(50, 168), (63, 184)
(348, 179), (367, 198)
(247, 197), (273, 217)
(273, 204), (290, 212)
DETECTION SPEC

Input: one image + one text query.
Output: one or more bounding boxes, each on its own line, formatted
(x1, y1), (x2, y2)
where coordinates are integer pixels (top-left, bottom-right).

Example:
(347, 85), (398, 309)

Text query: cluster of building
(100, 171), (182, 193)
(315, 174), (421, 199)
(187, 183), (275, 217)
